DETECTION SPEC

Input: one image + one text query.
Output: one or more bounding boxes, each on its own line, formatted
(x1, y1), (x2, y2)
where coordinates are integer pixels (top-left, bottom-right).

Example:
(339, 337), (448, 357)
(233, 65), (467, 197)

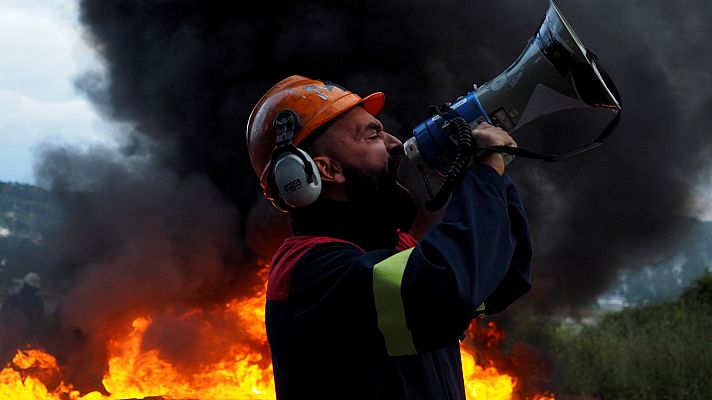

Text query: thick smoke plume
(11, 0), (712, 388)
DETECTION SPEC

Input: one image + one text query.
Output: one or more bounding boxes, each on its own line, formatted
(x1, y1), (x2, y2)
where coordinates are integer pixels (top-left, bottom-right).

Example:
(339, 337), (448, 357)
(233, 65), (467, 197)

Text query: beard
(340, 148), (417, 232)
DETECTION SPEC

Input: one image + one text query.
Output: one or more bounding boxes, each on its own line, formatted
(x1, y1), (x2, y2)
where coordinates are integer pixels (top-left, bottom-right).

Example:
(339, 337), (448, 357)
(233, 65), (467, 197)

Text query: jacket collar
(289, 198), (400, 251)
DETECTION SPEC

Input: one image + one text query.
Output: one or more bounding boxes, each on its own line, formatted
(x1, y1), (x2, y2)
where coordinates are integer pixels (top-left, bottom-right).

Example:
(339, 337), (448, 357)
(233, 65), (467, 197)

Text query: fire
(0, 265), (554, 399)
(461, 349), (515, 400)
(459, 322), (555, 400)
(99, 266), (275, 400)
(461, 321), (516, 400)
(101, 316), (274, 399)
(0, 349), (104, 399)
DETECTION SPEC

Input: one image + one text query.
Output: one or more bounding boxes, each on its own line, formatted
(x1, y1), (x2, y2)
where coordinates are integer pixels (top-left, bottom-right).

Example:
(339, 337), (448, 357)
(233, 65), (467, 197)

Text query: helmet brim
(359, 92), (385, 117)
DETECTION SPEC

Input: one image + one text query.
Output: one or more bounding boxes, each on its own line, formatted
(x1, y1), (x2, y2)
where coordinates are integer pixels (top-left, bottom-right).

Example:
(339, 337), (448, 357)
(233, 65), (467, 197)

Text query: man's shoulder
(273, 236), (361, 261)
(267, 236), (362, 301)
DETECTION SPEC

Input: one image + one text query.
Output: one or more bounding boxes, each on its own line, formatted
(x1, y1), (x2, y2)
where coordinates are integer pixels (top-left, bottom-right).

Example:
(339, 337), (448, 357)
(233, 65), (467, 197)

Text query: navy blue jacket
(265, 165), (532, 399)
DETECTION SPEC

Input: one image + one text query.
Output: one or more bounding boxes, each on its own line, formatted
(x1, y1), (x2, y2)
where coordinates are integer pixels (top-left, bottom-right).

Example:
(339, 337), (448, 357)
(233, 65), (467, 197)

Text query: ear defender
(268, 110), (322, 210)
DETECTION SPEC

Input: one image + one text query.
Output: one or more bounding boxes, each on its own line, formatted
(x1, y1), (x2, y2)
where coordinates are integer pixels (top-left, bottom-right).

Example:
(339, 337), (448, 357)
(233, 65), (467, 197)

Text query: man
(247, 76), (531, 399)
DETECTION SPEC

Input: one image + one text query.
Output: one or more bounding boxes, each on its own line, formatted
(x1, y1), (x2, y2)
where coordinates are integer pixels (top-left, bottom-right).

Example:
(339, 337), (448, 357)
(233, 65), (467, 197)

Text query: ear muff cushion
(271, 148), (322, 208)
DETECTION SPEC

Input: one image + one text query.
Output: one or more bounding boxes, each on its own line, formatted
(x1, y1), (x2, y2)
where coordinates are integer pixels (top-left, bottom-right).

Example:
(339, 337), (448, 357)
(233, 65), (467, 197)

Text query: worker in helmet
(247, 76), (532, 400)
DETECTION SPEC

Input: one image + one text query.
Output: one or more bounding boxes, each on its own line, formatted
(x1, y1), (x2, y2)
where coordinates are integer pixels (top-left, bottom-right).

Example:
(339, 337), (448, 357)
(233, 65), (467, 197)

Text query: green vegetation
(550, 273), (712, 399)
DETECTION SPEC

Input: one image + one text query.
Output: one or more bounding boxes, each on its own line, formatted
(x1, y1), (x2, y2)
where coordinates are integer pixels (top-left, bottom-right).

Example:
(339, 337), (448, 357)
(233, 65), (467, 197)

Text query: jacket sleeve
(289, 165), (532, 356)
(481, 174), (532, 315)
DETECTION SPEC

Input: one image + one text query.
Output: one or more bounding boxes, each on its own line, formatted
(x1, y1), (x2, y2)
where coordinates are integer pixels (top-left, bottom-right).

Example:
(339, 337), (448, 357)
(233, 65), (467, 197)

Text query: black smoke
(16, 0), (712, 388)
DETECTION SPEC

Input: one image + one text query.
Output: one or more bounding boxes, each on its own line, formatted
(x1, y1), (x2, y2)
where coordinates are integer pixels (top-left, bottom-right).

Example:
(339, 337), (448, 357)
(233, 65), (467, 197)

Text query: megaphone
(404, 1), (622, 210)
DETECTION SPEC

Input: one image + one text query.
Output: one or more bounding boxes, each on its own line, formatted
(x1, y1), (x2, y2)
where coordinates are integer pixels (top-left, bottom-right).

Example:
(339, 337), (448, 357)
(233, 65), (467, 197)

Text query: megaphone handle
(473, 146), (516, 165)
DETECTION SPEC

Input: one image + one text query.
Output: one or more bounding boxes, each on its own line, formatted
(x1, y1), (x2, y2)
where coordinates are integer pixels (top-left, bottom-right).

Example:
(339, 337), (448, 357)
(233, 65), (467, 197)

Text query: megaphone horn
(477, 1), (621, 131)
(405, 1), (622, 210)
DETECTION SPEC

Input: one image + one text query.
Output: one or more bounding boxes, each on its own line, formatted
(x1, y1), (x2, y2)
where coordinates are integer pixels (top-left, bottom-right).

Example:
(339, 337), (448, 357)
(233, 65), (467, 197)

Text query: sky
(0, 0), (111, 184)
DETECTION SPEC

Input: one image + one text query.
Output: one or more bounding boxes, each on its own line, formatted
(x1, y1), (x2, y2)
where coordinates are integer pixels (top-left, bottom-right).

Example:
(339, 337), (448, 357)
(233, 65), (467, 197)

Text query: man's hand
(471, 123), (516, 176)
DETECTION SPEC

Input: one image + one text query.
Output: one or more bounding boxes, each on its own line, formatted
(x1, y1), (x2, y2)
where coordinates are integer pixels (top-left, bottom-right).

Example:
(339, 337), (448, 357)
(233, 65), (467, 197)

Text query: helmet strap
(274, 109), (300, 147)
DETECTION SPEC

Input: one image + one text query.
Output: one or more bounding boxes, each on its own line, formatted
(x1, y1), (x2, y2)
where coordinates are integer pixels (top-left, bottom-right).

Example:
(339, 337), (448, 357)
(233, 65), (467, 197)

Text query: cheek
(369, 141), (391, 160)
(339, 142), (389, 170)
(362, 147), (389, 170)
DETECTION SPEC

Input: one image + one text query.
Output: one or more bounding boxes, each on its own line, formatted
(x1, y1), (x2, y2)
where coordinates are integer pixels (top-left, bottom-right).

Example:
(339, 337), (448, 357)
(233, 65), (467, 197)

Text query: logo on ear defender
(283, 179), (303, 193)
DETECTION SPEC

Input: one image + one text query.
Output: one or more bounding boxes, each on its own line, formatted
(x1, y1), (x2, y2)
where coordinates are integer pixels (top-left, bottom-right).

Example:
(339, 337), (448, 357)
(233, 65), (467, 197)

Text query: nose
(384, 132), (403, 152)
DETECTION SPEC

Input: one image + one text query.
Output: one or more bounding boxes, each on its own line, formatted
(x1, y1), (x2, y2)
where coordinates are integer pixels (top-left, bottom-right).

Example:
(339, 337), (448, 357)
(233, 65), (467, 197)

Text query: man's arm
(393, 164), (525, 354)
(289, 165), (531, 357)
(482, 175), (532, 315)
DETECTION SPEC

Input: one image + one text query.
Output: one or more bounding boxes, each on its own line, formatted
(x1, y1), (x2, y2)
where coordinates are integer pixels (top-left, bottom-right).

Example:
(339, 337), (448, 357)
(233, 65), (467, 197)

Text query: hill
(0, 181), (59, 241)
(0, 181), (60, 295)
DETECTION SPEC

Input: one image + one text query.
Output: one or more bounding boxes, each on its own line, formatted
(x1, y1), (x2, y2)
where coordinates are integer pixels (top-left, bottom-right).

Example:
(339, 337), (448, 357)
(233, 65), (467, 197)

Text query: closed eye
(365, 122), (383, 135)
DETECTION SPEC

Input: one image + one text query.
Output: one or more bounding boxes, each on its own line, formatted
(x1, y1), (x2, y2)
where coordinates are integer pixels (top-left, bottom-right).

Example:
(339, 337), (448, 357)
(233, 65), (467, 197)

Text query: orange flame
(100, 266), (276, 400)
(0, 348), (104, 399)
(101, 315), (274, 399)
(0, 265), (554, 400)
(461, 348), (515, 400)
(459, 322), (555, 400)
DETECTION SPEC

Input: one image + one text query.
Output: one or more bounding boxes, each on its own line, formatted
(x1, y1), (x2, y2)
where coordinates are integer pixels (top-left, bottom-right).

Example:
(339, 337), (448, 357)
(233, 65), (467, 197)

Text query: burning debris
(0, 267), (275, 400)
(1, 266), (555, 399)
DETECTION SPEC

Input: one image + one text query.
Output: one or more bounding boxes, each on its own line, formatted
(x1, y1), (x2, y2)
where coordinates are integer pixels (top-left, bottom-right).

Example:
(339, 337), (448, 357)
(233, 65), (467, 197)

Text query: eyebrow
(362, 122), (382, 136)
(367, 122), (382, 130)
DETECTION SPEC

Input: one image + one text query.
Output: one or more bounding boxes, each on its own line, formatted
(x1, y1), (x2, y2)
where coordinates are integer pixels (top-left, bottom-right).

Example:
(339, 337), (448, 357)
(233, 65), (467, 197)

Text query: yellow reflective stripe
(476, 303), (486, 312)
(372, 248), (417, 356)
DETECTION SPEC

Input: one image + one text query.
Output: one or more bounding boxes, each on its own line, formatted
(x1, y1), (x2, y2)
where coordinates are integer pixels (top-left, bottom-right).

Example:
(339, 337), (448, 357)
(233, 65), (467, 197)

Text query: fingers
(468, 122), (516, 175)
(471, 123), (515, 148)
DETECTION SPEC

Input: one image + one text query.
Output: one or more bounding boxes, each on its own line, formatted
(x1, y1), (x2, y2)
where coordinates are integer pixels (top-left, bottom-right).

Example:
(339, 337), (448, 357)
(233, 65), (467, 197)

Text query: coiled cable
(424, 115), (473, 211)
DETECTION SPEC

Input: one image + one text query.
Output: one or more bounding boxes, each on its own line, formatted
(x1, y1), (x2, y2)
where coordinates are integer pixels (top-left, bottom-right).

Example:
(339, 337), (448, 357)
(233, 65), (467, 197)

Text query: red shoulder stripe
(396, 231), (418, 251)
(267, 236), (360, 301)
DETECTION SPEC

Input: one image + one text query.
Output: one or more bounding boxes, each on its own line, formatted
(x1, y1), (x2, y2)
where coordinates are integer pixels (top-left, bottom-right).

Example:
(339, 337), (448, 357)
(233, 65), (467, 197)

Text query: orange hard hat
(246, 75), (385, 198)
